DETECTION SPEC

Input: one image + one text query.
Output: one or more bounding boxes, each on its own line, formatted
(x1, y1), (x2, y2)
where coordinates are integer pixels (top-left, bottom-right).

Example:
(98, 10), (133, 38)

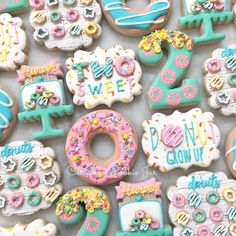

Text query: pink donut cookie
(8, 192), (24, 209)
(66, 110), (138, 185)
(26, 173), (40, 188)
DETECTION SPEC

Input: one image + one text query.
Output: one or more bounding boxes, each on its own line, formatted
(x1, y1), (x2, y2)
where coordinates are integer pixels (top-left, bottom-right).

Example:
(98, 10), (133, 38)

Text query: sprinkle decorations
(116, 178), (172, 236)
(0, 141), (62, 216)
(17, 62), (74, 140)
(29, 0), (102, 51)
(168, 171), (236, 235)
(0, 219), (58, 236)
(180, 0), (233, 44)
(142, 108), (220, 172)
(66, 46), (142, 109)
(56, 187), (111, 236)
(66, 110), (138, 185)
(0, 0), (29, 14)
(138, 29), (201, 110)
(204, 45), (236, 116)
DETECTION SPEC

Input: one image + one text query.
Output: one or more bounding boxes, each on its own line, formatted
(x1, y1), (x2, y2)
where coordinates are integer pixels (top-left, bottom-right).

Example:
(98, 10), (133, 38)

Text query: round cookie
(29, 0), (102, 51)
(204, 45), (236, 116)
(65, 110), (138, 185)
(100, 0), (171, 36)
(225, 126), (236, 178)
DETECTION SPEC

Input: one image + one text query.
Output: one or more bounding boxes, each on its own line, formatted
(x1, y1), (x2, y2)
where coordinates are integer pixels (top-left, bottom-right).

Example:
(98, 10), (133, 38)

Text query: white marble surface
(0, 0), (236, 235)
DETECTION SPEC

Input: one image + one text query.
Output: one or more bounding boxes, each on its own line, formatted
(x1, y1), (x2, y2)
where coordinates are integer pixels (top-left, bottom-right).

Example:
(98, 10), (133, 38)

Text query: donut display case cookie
(142, 108), (220, 172)
(29, 0), (102, 51)
(168, 171), (236, 235)
(204, 45), (236, 116)
(66, 45), (142, 109)
(0, 141), (63, 216)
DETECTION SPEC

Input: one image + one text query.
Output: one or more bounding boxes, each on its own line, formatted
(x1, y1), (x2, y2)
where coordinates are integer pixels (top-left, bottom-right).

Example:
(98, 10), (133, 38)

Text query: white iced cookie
(204, 45), (236, 116)
(168, 171), (236, 236)
(0, 141), (63, 216)
(29, 0), (102, 51)
(0, 219), (58, 236)
(142, 108), (220, 172)
(66, 45), (142, 108)
(0, 13), (27, 71)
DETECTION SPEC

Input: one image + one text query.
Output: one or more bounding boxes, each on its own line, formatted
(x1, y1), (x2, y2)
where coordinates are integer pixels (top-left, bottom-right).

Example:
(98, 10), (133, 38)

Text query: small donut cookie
(29, 0), (102, 51)
(179, 0), (233, 44)
(100, 0), (171, 36)
(225, 126), (236, 178)
(66, 45), (142, 109)
(168, 171), (236, 235)
(142, 108), (220, 172)
(0, 0), (29, 14)
(204, 45), (236, 116)
(56, 186), (111, 236)
(66, 110), (138, 185)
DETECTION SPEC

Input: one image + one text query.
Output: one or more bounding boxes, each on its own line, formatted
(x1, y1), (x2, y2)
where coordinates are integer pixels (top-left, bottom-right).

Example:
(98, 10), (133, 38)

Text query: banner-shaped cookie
(66, 46), (142, 109)
(0, 0), (29, 14)
(142, 108), (220, 172)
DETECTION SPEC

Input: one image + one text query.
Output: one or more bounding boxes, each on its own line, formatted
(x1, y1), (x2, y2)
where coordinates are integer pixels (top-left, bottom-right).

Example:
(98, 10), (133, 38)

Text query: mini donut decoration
(65, 110), (138, 185)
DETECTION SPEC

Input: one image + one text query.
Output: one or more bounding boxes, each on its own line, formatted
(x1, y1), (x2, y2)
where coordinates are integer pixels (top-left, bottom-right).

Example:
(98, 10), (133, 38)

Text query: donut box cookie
(66, 110), (138, 185)
(66, 46), (142, 109)
(179, 0), (233, 44)
(168, 171), (236, 235)
(116, 178), (172, 236)
(29, 0), (102, 51)
(0, 219), (58, 236)
(0, 141), (63, 216)
(0, 0), (29, 14)
(204, 45), (236, 116)
(56, 186), (111, 236)
(142, 108), (220, 172)
(225, 126), (236, 178)
(138, 29), (201, 110)
(100, 0), (171, 36)
(0, 13), (28, 71)
(17, 62), (74, 140)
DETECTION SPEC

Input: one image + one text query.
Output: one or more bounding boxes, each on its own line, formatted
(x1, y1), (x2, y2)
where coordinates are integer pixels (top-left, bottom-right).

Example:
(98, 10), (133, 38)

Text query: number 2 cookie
(29, 0), (102, 51)
(142, 108), (220, 172)
(204, 45), (236, 116)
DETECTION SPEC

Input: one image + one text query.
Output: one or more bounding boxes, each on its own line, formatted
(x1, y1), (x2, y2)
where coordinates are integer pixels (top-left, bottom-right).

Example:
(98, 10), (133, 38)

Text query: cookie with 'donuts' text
(142, 108), (220, 172)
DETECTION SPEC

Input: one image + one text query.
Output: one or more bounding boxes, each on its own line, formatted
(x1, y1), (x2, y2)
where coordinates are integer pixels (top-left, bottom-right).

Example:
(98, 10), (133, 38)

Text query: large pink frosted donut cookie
(66, 110), (138, 185)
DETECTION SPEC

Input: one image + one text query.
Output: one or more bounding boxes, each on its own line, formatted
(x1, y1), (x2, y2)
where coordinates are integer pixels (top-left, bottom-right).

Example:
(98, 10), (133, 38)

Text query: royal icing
(0, 0), (29, 14)
(17, 62), (74, 140)
(180, 0), (233, 44)
(66, 46), (142, 108)
(66, 110), (138, 185)
(101, 0), (171, 36)
(0, 14), (27, 71)
(142, 108), (221, 172)
(56, 186), (111, 236)
(0, 219), (58, 236)
(29, 0), (102, 51)
(204, 45), (236, 116)
(138, 29), (201, 110)
(168, 171), (236, 235)
(0, 141), (63, 216)
(116, 178), (172, 236)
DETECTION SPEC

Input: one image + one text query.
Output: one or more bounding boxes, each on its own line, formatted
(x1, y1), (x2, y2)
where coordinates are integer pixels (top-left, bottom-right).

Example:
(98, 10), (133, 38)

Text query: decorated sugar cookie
(138, 29), (201, 110)
(66, 46), (142, 108)
(100, 0), (171, 36)
(0, 141), (63, 216)
(66, 110), (138, 185)
(168, 171), (236, 235)
(56, 186), (111, 236)
(225, 126), (236, 178)
(29, 0), (102, 51)
(17, 62), (74, 140)
(116, 178), (172, 236)
(0, 0), (29, 14)
(204, 45), (236, 116)
(142, 108), (220, 172)
(0, 14), (27, 71)
(179, 0), (233, 44)
(0, 219), (58, 236)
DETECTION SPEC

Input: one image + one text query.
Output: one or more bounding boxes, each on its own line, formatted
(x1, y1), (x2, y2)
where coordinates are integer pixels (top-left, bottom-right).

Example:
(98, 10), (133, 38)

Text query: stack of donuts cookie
(0, 0), (235, 235)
